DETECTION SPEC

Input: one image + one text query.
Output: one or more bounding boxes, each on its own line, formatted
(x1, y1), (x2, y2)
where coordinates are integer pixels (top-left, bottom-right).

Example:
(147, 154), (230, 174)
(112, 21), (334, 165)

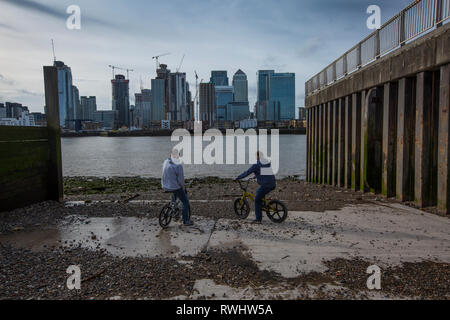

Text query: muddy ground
(0, 177), (448, 300)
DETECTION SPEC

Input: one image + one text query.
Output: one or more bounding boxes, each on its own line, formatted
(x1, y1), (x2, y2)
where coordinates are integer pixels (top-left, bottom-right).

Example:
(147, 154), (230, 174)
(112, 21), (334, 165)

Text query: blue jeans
(255, 186), (275, 221)
(172, 188), (190, 224)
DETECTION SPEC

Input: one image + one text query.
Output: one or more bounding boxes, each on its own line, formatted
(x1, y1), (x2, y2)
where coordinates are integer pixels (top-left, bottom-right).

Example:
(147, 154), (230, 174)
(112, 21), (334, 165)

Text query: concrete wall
(306, 24), (450, 215)
(0, 66), (63, 212)
(0, 127), (51, 211)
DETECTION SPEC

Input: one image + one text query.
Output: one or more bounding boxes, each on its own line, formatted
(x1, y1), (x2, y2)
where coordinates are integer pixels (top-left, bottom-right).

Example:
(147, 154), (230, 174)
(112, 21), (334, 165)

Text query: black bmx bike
(159, 188), (191, 228)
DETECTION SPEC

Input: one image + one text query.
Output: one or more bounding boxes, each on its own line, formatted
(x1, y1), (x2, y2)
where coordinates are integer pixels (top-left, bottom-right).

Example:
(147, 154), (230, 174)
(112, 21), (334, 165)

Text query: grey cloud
(3, 0), (116, 28)
(261, 55), (287, 71)
(297, 37), (322, 57)
(0, 74), (15, 85)
(17, 89), (43, 97)
(0, 22), (17, 31)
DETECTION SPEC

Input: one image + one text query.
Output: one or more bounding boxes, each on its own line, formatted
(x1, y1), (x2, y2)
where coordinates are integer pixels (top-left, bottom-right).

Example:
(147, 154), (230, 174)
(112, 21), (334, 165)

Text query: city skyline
(0, 0), (410, 113)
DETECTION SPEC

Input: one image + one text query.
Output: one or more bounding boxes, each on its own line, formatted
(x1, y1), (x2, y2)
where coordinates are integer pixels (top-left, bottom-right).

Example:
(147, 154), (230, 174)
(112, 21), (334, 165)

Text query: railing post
(435, 0), (443, 27)
(357, 43), (362, 69)
(375, 29), (381, 59)
(343, 54), (348, 76)
(332, 62), (337, 82)
(400, 10), (406, 46)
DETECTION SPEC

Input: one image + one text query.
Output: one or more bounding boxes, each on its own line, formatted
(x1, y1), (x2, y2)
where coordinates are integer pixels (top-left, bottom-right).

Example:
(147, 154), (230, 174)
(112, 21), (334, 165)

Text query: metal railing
(306, 0), (450, 96)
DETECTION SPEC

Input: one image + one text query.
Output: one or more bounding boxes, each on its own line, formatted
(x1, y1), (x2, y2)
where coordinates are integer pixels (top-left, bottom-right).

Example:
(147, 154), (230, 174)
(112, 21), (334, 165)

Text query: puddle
(0, 216), (215, 258)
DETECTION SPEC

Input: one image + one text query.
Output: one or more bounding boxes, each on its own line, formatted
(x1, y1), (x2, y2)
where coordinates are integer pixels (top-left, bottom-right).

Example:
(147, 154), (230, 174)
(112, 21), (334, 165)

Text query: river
(61, 135), (306, 179)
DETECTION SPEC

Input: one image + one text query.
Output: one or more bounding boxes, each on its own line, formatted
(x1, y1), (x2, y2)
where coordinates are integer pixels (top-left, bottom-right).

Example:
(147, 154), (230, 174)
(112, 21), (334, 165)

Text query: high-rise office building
(257, 70), (295, 120)
(0, 104), (6, 118)
(210, 71), (229, 86)
(111, 75), (130, 127)
(168, 72), (188, 121)
(54, 61), (74, 127)
(156, 64), (171, 119)
(186, 83), (193, 121)
(257, 70), (274, 102)
(80, 96), (97, 121)
(226, 102), (250, 121)
(232, 69), (248, 103)
(72, 85), (81, 120)
(215, 86), (234, 122)
(256, 100), (281, 121)
(5, 102), (25, 118)
(151, 79), (165, 121)
(94, 110), (116, 130)
(134, 89), (152, 128)
(199, 83), (216, 127)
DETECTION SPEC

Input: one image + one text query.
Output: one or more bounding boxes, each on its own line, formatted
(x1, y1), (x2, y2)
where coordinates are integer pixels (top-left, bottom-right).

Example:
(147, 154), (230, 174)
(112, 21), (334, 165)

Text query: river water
(61, 135), (306, 179)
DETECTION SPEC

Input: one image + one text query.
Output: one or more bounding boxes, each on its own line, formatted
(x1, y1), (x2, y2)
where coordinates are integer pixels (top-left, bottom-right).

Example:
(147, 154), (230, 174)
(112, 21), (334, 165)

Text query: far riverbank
(61, 128), (306, 138)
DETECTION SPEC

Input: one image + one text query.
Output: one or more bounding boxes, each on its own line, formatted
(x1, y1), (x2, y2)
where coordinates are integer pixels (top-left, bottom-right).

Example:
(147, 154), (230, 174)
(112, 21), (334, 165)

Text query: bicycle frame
(237, 179), (275, 211)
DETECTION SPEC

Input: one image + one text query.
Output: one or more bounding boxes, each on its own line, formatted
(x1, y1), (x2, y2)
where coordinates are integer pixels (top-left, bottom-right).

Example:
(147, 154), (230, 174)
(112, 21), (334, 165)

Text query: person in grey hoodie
(161, 149), (193, 226)
(236, 151), (276, 224)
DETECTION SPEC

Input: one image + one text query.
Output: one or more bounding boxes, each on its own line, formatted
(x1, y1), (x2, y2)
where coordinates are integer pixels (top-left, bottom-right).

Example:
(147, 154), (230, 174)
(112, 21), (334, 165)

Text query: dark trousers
(255, 186), (275, 221)
(172, 188), (190, 224)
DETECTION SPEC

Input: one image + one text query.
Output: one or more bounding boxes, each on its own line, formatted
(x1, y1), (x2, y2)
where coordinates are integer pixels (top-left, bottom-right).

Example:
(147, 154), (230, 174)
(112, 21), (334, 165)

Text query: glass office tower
(256, 70), (295, 121)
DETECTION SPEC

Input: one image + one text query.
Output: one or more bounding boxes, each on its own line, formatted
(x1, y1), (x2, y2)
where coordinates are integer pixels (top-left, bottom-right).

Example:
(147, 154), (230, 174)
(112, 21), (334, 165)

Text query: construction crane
(123, 68), (134, 79)
(176, 54), (185, 73)
(152, 53), (171, 69)
(108, 65), (118, 78)
(108, 65), (134, 79)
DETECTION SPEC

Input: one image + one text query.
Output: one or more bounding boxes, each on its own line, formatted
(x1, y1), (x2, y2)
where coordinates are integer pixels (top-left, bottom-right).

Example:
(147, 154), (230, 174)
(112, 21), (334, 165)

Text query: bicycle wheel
(159, 204), (173, 228)
(265, 200), (288, 223)
(234, 198), (250, 220)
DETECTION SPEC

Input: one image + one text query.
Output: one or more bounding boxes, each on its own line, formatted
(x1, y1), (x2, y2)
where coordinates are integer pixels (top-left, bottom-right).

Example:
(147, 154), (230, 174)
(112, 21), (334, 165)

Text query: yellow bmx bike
(234, 179), (288, 223)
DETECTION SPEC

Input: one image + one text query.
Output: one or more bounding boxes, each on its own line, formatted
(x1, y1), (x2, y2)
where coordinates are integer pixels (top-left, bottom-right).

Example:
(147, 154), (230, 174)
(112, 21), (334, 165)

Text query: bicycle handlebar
(236, 177), (256, 191)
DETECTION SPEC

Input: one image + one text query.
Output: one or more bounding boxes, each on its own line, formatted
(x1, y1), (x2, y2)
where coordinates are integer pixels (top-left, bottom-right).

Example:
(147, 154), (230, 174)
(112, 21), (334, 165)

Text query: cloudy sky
(0, 0), (411, 113)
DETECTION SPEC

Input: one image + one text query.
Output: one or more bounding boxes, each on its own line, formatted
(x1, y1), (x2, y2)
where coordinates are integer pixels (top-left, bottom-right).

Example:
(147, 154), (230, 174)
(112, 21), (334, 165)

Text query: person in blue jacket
(236, 151), (276, 224)
(161, 149), (193, 226)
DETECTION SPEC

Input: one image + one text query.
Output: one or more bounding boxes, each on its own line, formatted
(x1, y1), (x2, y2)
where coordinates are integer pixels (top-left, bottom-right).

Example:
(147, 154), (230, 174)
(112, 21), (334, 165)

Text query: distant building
(5, 102), (25, 118)
(168, 72), (188, 121)
(0, 104), (6, 118)
(215, 86), (234, 121)
(186, 83), (193, 121)
(257, 70), (295, 121)
(134, 89), (152, 128)
(141, 89), (152, 125)
(111, 75), (130, 127)
(232, 69), (248, 103)
(54, 61), (74, 127)
(30, 112), (47, 126)
(72, 85), (81, 120)
(199, 83), (216, 127)
(298, 107), (306, 121)
(94, 110), (116, 130)
(80, 96), (97, 121)
(256, 100), (281, 121)
(151, 79), (165, 121)
(226, 102), (250, 121)
(210, 71), (229, 86)
(156, 64), (171, 119)
(0, 110), (35, 126)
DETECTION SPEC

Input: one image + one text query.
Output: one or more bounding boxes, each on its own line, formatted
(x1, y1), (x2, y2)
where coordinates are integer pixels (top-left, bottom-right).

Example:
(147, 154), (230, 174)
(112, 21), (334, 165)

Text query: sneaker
(251, 220), (262, 225)
(183, 221), (194, 227)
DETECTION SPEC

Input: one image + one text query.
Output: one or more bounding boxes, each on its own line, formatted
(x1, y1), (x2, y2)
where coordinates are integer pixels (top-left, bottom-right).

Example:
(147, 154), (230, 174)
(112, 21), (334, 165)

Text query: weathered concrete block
(382, 82), (398, 197)
(344, 95), (353, 188)
(415, 72), (434, 208)
(397, 77), (416, 202)
(438, 64), (450, 214)
(351, 92), (362, 191)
